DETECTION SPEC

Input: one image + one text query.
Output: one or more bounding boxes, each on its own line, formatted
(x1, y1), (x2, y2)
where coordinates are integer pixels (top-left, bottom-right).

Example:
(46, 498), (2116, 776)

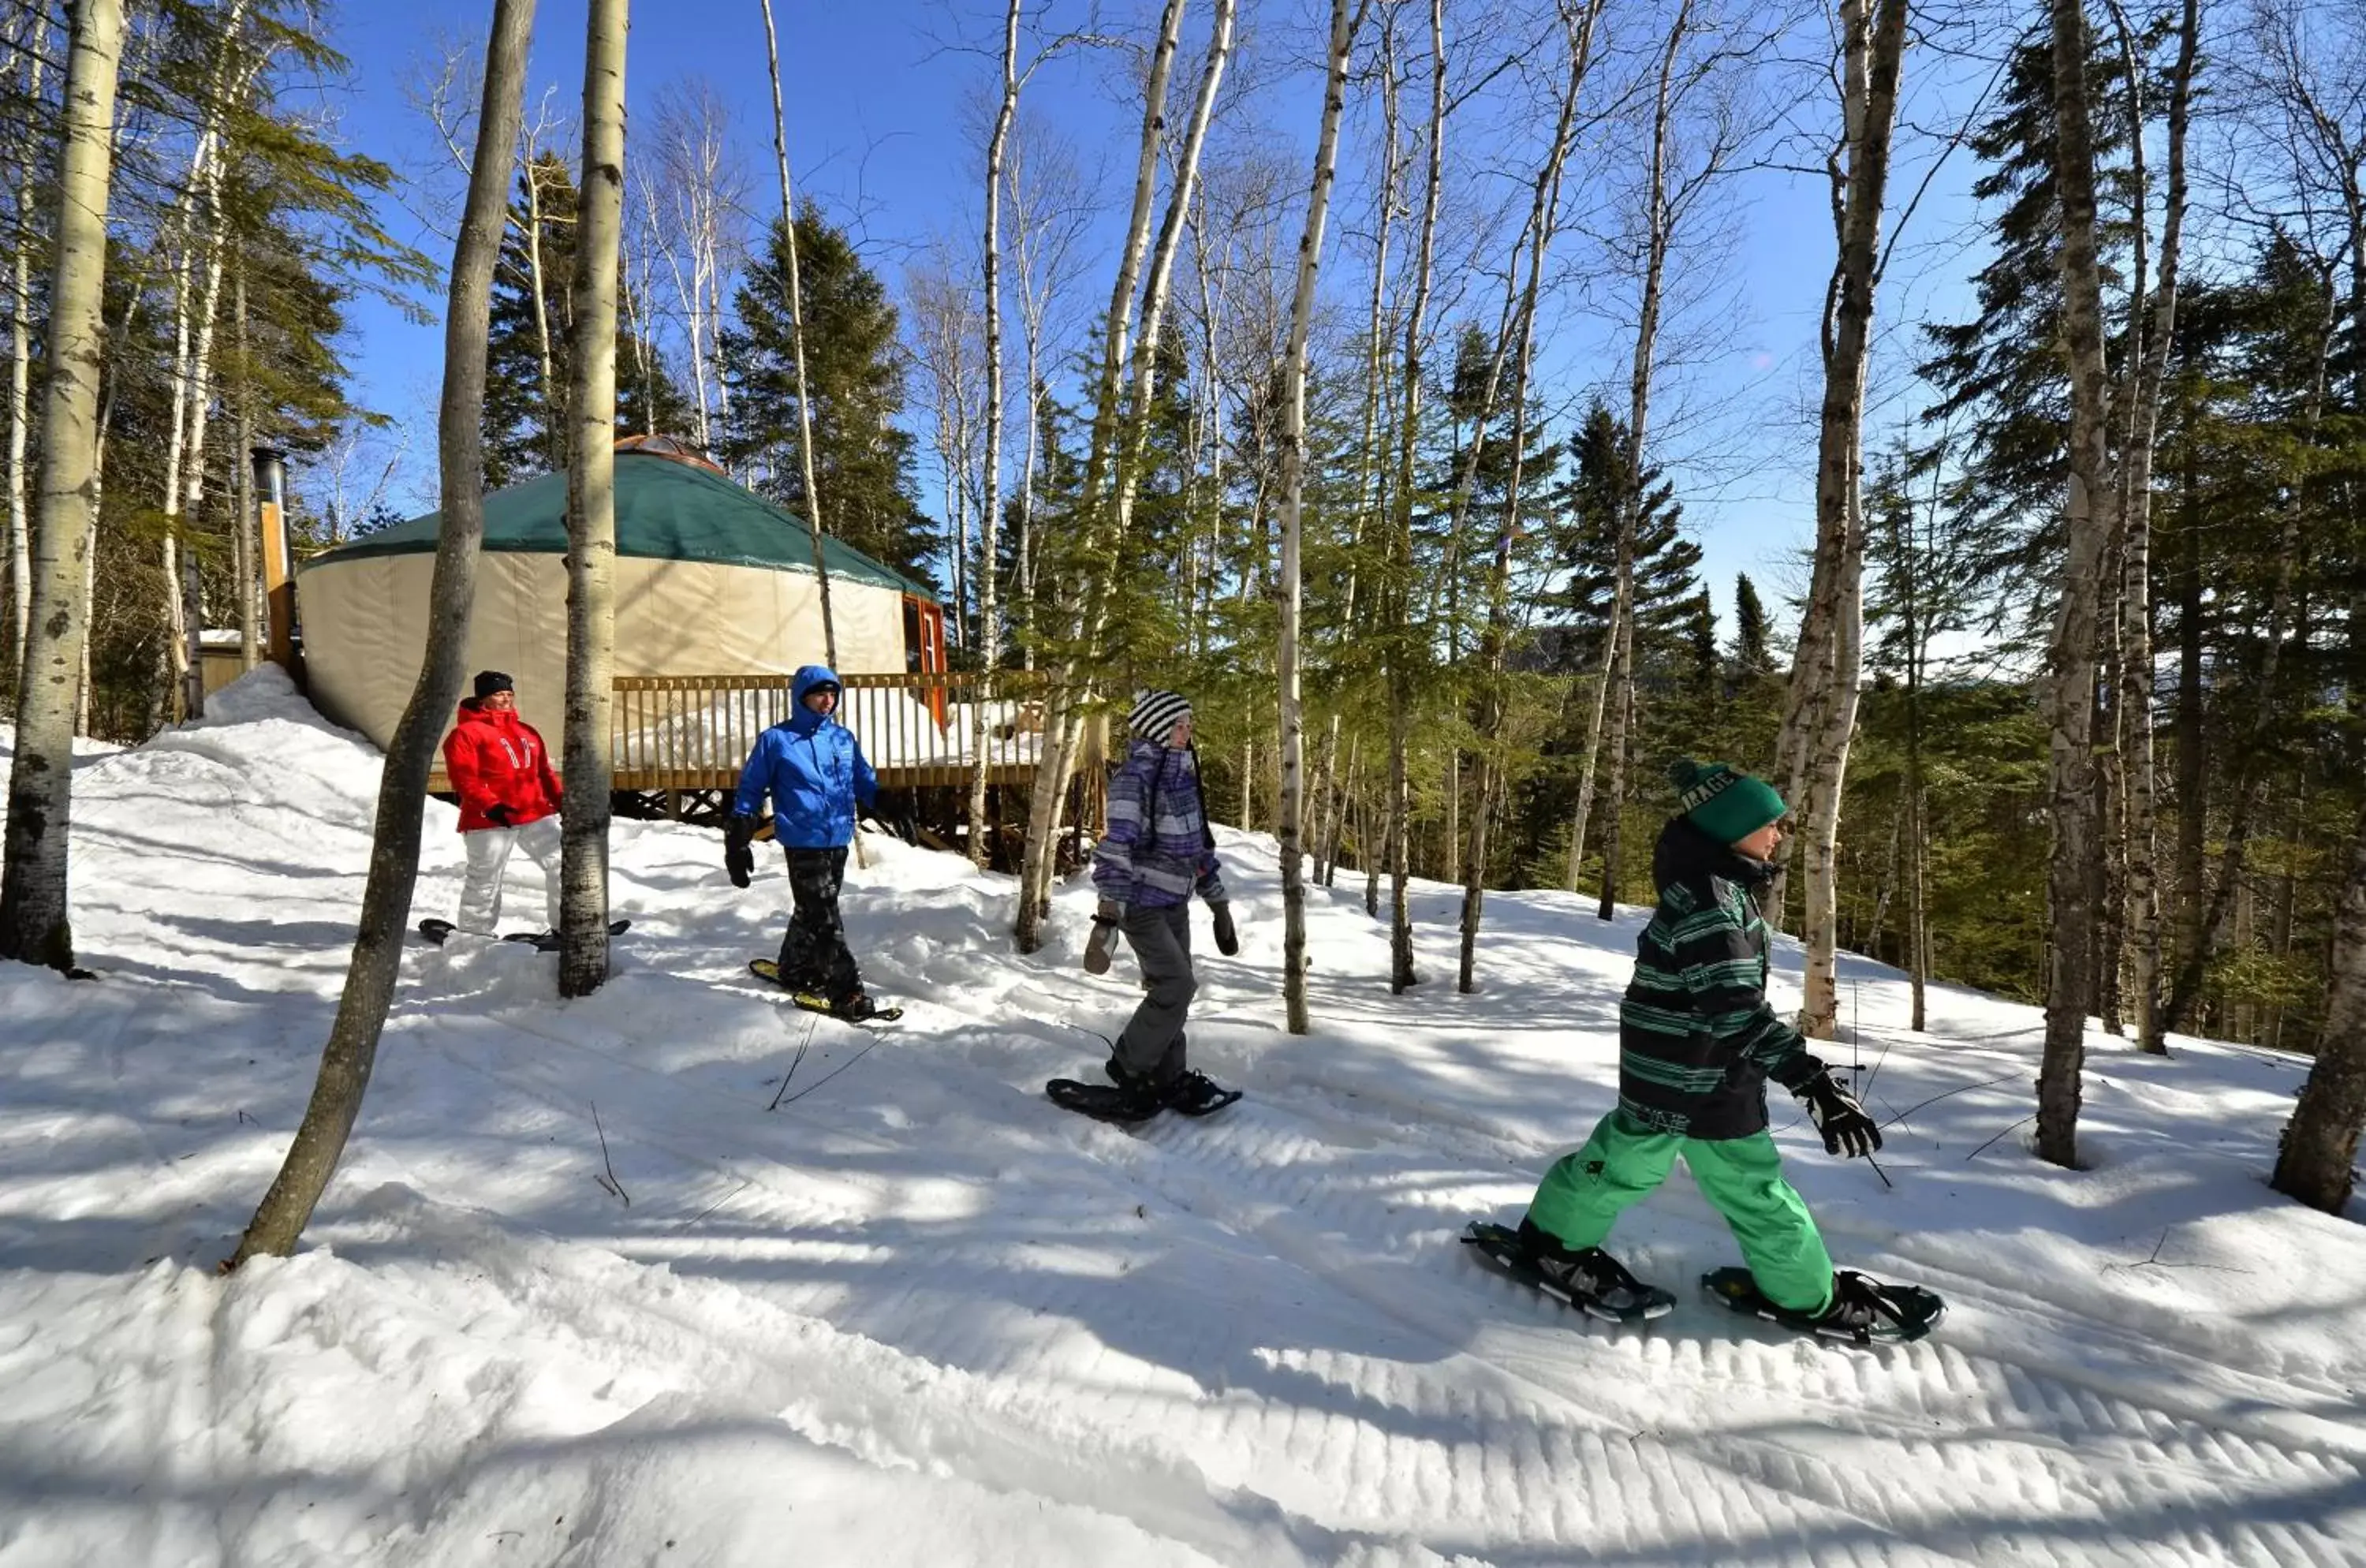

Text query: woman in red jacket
(435, 670), (563, 940)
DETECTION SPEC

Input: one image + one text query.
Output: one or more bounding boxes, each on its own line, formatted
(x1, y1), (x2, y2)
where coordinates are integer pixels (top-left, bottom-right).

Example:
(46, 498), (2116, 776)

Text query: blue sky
(309, 0), (1991, 643)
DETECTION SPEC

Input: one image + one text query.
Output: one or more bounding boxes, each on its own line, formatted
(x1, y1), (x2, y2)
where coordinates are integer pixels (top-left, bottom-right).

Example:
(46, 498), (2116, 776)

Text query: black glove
(1798, 1071), (1882, 1159)
(485, 802), (515, 827)
(1084, 901), (1122, 975)
(724, 813), (755, 888)
(1211, 901), (1238, 956)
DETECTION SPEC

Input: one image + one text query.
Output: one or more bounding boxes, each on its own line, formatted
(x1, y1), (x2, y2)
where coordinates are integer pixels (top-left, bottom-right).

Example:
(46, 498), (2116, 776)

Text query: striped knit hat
(1668, 759), (1786, 846)
(1129, 689), (1192, 744)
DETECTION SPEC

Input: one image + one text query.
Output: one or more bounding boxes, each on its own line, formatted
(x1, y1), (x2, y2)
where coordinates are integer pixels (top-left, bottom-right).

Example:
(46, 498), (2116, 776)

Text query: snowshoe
(506, 919), (631, 952)
(1046, 1077), (1166, 1124)
(1461, 1220), (1677, 1324)
(746, 960), (903, 1022)
(1159, 1069), (1241, 1118)
(417, 918), (456, 946)
(1701, 1266), (1944, 1346)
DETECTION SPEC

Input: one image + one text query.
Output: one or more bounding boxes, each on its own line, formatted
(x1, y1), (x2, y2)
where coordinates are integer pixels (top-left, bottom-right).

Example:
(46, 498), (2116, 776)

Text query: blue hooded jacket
(733, 664), (879, 849)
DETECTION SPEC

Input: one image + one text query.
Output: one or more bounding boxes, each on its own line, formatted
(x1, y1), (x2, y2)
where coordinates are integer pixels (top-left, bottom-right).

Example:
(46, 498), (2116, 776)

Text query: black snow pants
(776, 846), (863, 1004)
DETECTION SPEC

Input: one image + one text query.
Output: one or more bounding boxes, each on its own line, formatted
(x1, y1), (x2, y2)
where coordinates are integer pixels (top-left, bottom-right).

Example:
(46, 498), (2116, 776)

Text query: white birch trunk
(1569, 0), (1688, 902)
(968, 0), (1022, 866)
(2121, 0), (2196, 1054)
(1015, 0), (1221, 951)
(758, 0), (838, 670)
(5, 26), (44, 678)
(1386, 0), (1446, 992)
(1278, 0), (1360, 1036)
(558, 0), (627, 998)
(0, 0), (121, 968)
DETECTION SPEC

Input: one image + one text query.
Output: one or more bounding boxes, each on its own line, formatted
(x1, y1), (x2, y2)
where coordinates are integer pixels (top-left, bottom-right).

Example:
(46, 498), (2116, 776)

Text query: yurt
(296, 437), (946, 752)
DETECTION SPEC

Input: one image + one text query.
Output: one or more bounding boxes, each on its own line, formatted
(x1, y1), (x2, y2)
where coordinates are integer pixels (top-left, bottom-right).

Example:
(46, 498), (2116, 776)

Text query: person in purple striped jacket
(1074, 689), (1243, 1118)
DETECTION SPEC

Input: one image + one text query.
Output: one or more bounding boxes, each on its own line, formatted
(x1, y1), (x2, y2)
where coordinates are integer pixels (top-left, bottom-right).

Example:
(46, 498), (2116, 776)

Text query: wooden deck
(427, 670), (1100, 846)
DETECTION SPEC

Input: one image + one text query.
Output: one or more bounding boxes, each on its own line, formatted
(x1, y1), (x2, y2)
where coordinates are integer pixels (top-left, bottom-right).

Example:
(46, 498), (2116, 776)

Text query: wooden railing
(608, 669), (1066, 792)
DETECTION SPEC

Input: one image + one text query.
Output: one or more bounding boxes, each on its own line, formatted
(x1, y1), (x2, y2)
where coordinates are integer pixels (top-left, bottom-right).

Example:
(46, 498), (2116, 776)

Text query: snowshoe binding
(1045, 1076), (1167, 1124)
(506, 920), (630, 952)
(1461, 1220), (1677, 1324)
(1701, 1266), (1944, 1346)
(1159, 1069), (1241, 1118)
(746, 960), (902, 1022)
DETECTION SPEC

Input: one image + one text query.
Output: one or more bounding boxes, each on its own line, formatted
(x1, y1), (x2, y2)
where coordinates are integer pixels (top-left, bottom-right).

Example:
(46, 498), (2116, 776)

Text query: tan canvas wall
(298, 552), (906, 755)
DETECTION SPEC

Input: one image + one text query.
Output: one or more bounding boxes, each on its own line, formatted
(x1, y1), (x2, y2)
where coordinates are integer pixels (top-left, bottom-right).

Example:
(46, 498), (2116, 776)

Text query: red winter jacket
(442, 698), (562, 832)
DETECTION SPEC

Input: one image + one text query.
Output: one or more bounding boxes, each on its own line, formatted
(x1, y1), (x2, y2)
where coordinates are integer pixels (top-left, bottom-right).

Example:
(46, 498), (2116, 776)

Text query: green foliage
(719, 207), (932, 581)
(483, 153), (689, 489)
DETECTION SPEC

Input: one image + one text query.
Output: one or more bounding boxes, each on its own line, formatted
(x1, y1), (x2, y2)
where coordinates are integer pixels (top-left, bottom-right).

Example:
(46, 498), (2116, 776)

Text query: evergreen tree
(1731, 571), (1771, 678)
(484, 152), (691, 488)
(720, 207), (931, 578)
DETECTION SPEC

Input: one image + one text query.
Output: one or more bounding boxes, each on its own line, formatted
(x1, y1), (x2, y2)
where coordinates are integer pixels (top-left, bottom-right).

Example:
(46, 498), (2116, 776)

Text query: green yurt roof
(304, 450), (935, 599)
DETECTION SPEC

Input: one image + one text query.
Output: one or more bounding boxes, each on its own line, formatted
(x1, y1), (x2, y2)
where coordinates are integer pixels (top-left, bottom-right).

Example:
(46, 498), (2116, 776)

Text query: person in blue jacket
(726, 665), (882, 1019)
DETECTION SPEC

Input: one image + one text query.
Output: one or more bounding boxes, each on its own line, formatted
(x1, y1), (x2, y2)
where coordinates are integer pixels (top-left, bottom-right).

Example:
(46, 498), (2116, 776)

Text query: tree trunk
(5, 27), (43, 682)
(229, 0), (536, 1262)
(0, 0), (124, 971)
(1785, 0), (1905, 1036)
(2036, 0), (2122, 1170)
(1595, 649), (1635, 920)
(1386, 0), (1446, 993)
(1014, 0), (1223, 952)
(2120, 0), (2196, 1053)
(556, 0), (626, 997)
(1278, 0), (1359, 1036)
(2275, 805), (2366, 1215)
(757, 0), (838, 669)
(1457, 0), (1596, 992)
(1570, 1), (1689, 906)
(969, 0), (1021, 867)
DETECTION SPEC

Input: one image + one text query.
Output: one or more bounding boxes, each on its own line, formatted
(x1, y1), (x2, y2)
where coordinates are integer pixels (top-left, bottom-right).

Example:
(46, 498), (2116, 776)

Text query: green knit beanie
(1667, 759), (1786, 846)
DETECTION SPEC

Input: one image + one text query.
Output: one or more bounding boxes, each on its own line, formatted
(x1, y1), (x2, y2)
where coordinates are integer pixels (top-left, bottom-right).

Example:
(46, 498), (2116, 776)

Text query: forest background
(0, 0), (2362, 1197)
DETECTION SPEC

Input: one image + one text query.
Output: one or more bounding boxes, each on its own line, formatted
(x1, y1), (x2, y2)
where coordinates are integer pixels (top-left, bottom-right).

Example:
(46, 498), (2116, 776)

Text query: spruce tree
(484, 152), (689, 488)
(720, 207), (931, 577)
(1731, 570), (1771, 678)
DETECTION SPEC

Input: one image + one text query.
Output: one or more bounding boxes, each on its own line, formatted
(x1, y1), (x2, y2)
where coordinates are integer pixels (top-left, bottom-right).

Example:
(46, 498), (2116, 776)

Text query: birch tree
(757, 0), (838, 667)
(1278, 0), (1366, 1032)
(229, 0), (536, 1261)
(2036, 0), (2122, 1170)
(1012, 0), (1218, 952)
(558, 0), (628, 998)
(1460, 0), (1600, 992)
(971, 0), (1023, 866)
(1768, 0), (1908, 1037)
(0, 0), (124, 973)
(5, 14), (48, 681)
(2114, 0), (2198, 1052)
(1386, 0), (1447, 992)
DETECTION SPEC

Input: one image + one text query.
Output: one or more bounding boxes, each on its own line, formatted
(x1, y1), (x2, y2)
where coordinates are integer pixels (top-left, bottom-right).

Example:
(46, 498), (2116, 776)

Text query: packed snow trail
(0, 674), (2361, 1567)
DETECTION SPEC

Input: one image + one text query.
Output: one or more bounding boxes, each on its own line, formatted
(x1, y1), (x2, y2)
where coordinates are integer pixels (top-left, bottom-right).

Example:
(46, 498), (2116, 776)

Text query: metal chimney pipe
(251, 445), (298, 680)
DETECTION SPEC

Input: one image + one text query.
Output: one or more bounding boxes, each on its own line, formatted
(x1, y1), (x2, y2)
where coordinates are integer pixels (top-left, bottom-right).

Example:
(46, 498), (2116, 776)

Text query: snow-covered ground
(2, 670), (2361, 1567)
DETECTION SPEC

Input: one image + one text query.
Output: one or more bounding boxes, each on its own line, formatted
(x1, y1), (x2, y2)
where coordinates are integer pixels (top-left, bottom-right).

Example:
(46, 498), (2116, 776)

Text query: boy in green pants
(1519, 760), (1890, 1333)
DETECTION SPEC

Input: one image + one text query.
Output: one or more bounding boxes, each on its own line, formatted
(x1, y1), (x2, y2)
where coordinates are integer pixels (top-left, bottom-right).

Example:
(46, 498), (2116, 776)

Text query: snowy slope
(1, 670), (2361, 1568)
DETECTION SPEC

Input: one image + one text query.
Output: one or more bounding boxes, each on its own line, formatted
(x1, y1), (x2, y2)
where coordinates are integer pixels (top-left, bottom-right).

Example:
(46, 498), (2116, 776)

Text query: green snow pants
(1525, 1107), (1835, 1315)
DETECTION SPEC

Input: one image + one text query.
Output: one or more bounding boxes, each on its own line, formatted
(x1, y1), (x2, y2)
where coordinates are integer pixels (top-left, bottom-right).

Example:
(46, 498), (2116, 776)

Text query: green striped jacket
(1618, 816), (1827, 1140)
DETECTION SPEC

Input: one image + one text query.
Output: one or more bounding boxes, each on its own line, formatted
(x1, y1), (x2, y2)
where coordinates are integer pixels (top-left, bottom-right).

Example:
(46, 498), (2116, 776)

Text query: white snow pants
(456, 815), (563, 935)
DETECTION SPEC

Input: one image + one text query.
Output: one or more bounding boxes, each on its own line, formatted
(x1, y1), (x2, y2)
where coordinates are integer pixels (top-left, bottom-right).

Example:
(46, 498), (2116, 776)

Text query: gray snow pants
(1111, 902), (1196, 1087)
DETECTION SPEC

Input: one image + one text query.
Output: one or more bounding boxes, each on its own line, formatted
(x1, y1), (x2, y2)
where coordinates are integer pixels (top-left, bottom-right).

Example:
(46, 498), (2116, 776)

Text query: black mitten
(724, 814), (756, 888)
(1210, 902), (1239, 956)
(1798, 1071), (1882, 1159)
(485, 803), (515, 827)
